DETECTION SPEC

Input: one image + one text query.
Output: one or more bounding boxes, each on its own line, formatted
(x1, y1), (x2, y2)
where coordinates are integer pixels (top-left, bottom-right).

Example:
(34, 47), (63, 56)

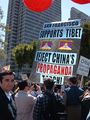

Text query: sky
(0, 0), (90, 25)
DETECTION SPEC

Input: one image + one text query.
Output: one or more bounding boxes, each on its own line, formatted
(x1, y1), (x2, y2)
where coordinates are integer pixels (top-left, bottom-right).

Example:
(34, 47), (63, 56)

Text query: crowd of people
(0, 70), (90, 120)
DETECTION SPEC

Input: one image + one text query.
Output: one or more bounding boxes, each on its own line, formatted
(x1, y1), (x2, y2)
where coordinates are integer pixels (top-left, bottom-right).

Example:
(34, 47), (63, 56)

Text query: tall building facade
(5, 0), (61, 74)
(69, 7), (90, 25)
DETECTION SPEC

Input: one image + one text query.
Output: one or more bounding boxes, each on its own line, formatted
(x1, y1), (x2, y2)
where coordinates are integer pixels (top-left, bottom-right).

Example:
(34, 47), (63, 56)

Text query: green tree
(0, 49), (6, 60)
(0, 6), (5, 43)
(12, 41), (37, 70)
(80, 22), (90, 59)
(0, 6), (6, 63)
(12, 44), (26, 70)
(25, 41), (37, 67)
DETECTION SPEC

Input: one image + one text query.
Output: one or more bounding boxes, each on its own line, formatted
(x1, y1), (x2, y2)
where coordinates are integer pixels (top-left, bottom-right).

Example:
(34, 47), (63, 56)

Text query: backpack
(43, 92), (65, 120)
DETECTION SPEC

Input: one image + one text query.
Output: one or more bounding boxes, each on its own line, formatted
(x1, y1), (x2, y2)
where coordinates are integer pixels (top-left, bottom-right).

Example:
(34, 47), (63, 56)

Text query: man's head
(18, 81), (29, 91)
(69, 76), (77, 85)
(0, 71), (15, 92)
(44, 78), (54, 90)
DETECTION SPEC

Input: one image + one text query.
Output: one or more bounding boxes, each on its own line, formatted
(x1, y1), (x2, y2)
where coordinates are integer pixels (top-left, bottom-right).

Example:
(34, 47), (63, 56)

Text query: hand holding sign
(23, 0), (54, 12)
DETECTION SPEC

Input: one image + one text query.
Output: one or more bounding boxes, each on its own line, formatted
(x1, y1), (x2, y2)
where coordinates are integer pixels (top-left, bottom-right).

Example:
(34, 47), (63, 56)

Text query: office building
(5, 0), (61, 74)
(69, 7), (90, 25)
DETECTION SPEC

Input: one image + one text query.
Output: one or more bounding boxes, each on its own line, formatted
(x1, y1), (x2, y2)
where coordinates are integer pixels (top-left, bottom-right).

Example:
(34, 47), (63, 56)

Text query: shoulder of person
(36, 93), (44, 99)
(78, 87), (84, 91)
(65, 87), (70, 92)
(28, 93), (37, 99)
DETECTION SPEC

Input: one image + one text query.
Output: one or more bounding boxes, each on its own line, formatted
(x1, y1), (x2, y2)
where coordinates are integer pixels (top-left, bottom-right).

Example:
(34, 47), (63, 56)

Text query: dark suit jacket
(0, 87), (16, 120)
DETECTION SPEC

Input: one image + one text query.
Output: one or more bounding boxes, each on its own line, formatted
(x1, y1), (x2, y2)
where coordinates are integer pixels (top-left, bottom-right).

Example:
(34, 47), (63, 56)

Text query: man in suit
(0, 71), (16, 120)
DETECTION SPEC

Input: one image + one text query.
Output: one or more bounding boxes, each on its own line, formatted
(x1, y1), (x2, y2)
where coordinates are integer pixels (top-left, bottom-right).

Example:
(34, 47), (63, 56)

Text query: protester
(81, 81), (90, 120)
(15, 80), (36, 120)
(33, 78), (65, 120)
(0, 71), (16, 120)
(64, 76), (84, 120)
(54, 85), (65, 99)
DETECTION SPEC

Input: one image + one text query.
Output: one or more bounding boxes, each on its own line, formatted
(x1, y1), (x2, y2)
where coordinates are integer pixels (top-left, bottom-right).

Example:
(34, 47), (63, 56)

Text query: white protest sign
(39, 27), (82, 39)
(36, 63), (73, 76)
(39, 19), (82, 39)
(43, 19), (81, 29)
(29, 19), (83, 84)
(40, 74), (64, 85)
(77, 56), (90, 76)
(35, 51), (77, 65)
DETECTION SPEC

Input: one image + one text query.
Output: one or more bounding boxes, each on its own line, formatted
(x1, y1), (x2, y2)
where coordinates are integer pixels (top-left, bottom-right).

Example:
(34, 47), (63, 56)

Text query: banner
(40, 74), (64, 85)
(39, 27), (82, 39)
(77, 56), (90, 76)
(35, 51), (77, 65)
(30, 19), (83, 84)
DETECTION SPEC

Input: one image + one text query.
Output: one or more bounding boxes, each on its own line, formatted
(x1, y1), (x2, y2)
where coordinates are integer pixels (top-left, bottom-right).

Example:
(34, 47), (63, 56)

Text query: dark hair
(0, 71), (15, 83)
(54, 85), (61, 93)
(56, 85), (61, 89)
(69, 77), (77, 84)
(18, 81), (28, 90)
(44, 78), (54, 90)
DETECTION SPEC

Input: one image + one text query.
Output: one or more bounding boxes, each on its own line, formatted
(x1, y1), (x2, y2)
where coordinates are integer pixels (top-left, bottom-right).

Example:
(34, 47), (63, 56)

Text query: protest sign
(30, 19), (83, 84)
(77, 56), (90, 76)
(40, 74), (64, 85)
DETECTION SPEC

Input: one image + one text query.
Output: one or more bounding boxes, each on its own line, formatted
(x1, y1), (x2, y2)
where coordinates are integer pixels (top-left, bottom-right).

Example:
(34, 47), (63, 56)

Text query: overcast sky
(0, 0), (90, 24)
